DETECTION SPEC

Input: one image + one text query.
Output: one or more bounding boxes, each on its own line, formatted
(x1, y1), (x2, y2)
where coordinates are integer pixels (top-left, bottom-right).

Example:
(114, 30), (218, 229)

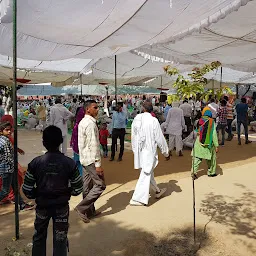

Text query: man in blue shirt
(164, 102), (171, 120)
(110, 102), (127, 162)
(0, 99), (4, 120)
(236, 98), (251, 145)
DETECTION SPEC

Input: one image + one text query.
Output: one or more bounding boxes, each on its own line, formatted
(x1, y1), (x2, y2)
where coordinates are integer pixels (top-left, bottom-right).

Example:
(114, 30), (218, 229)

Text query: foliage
(164, 61), (222, 99)
(202, 86), (234, 102)
(167, 94), (180, 104)
(4, 243), (32, 256)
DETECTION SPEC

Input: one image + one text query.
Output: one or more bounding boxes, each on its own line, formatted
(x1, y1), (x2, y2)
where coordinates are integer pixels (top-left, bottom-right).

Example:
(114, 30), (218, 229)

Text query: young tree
(164, 61), (222, 99)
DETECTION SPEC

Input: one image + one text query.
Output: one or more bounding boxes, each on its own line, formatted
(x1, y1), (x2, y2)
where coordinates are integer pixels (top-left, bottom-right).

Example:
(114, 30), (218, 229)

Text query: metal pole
(192, 176), (196, 245)
(115, 55), (117, 101)
(80, 73), (82, 96)
(12, 0), (20, 240)
(191, 112), (196, 245)
(220, 67), (223, 89)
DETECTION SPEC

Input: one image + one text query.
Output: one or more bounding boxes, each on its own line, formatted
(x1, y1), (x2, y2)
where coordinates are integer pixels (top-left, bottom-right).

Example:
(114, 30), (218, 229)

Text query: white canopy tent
(1, 52), (256, 88)
(0, 0), (252, 60)
(133, 0), (256, 72)
(0, 0), (255, 89)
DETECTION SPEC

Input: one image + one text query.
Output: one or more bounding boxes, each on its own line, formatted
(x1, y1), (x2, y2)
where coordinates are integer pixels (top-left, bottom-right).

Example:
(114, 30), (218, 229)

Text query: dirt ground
(0, 130), (255, 255)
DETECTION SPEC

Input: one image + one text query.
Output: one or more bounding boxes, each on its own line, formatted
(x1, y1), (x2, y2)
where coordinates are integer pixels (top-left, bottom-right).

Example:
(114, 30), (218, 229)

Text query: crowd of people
(0, 91), (254, 255)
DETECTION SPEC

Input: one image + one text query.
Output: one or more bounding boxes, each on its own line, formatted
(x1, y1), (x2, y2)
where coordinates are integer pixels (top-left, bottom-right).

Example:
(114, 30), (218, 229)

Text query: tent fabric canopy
(134, 0), (256, 72)
(0, 54), (92, 73)
(1, 52), (256, 88)
(0, 0), (252, 60)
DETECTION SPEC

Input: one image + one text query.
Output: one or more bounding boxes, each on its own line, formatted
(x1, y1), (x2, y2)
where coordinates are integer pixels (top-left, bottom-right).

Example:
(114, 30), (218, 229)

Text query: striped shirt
(226, 102), (233, 120)
(78, 115), (101, 167)
(0, 136), (14, 174)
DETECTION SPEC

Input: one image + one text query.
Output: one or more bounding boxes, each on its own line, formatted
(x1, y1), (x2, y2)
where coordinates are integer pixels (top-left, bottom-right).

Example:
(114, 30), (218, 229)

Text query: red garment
(99, 129), (109, 145)
(151, 112), (156, 117)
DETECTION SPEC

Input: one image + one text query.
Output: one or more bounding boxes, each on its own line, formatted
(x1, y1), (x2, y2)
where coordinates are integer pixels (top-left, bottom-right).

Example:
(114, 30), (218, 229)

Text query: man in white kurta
(50, 98), (74, 155)
(130, 101), (170, 206)
(163, 107), (185, 156)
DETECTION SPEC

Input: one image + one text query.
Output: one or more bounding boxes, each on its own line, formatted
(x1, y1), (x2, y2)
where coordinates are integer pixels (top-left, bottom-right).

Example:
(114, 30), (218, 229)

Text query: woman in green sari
(191, 107), (219, 180)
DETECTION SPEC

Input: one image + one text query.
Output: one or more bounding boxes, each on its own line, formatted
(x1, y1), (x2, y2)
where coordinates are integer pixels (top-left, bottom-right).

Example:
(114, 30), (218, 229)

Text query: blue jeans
(73, 153), (83, 176)
(226, 119), (233, 139)
(32, 205), (69, 256)
(217, 123), (226, 145)
(237, 120), (249, 142)
(0, 172), (24, 205)
(101, 144), (108, 157)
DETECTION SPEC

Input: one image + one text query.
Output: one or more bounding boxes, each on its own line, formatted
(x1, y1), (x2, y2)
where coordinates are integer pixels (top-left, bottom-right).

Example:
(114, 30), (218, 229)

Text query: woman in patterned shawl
(191, 107), (219, 180)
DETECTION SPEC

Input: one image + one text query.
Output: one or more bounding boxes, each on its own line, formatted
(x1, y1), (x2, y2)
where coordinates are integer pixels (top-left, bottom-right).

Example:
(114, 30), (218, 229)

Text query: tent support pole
(12, 0), (20, 240)
(220, 67), (223, 89)
(80, 74), (83, 96)
(236, 84), (239, 99)
(115, 55), (117, 101)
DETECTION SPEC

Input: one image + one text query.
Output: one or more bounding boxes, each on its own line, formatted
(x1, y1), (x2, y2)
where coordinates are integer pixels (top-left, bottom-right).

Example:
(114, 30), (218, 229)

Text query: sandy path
(0, 130), (255, 255)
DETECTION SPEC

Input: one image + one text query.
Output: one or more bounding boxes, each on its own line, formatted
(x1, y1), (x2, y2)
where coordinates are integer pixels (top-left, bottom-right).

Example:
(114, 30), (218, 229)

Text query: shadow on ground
(97, 180), (182, 217)
(199, 184), (256, 254)
(0, 212), (210, 256)
(102, 140), (256, 186)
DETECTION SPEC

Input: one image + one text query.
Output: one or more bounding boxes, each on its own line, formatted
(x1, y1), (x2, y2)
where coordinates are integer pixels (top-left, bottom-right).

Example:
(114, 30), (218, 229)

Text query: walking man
(130, 100), (170, 206)
(217, 100), (228, 146)
(164, 106), (185, 156)
(179, 98), (193, 135)
(236, 98), (252, 145)
(208, 98), (219, 121)
(49, 98), (74, 155)
(76, 100), (106, 223)
(110, 102), (127, 162)
(224, 96), (234, 141)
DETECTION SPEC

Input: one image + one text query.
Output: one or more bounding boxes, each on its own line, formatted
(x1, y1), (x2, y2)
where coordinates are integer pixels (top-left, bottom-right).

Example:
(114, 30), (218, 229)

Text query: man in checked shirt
(217, 99), (228, 146)
(75, 100), (106, 223)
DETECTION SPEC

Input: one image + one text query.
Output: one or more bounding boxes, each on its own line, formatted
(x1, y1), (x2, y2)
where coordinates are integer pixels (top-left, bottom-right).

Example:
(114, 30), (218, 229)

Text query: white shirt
(112, 100), (116, 107)
(78, 115), (101, 168)
(179, 103), (192, 117)
(195, 101), (201, 111)
(164, 107), (185, 136)
(132, 112), (169, 172)
(208, 102), (219, 119)
(50, 103), (74, 136)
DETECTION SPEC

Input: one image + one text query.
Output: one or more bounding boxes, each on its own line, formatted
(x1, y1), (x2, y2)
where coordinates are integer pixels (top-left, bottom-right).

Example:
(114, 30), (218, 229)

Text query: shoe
(245, 140), (252, 144)
(155, 188), (167, 199)
(89, 211), (102, 219)
(129, 200), (145, 206)
(219, 143), (224, 146)
(109, 157), (114, 161)
(75, 208), (90, 223)
(208, 174), (218, 177)
(117, 158), (122, 162)
(238, 141), (241, 145)
(20, 203), (35, 211)
(169, 151), (172, 157)
(179, 151), (183, 156)
(226, 135), (234, 141)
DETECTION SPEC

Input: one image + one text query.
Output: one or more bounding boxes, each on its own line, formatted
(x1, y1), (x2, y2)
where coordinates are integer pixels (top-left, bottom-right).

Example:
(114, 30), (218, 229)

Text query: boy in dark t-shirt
(22, 125), (83, 256)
